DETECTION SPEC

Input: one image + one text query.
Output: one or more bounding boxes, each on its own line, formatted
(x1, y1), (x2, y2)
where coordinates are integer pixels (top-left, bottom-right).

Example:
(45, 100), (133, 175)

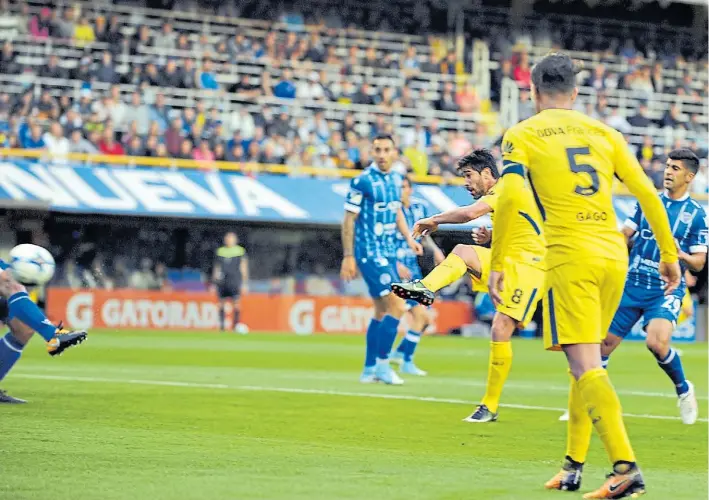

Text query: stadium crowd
(0, 0), (706, 191)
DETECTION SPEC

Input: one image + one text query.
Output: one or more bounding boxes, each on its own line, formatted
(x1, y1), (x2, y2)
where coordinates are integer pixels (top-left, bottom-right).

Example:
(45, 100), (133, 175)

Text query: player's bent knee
(644, 320), (672, 356)
(452, 244), (481, 277)
(490, 313), (516, 342)
(601, 334), (621, 356)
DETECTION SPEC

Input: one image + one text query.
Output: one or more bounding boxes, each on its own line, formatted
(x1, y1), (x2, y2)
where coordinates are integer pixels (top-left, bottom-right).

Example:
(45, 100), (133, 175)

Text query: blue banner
(0, 160), (640, 227)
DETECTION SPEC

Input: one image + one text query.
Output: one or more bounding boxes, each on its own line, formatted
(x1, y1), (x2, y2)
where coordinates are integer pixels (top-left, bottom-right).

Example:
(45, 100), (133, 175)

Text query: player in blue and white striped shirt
(603, 149), (707, 425)
(390, 176), (444, 376)
(341, 135), (422, 385)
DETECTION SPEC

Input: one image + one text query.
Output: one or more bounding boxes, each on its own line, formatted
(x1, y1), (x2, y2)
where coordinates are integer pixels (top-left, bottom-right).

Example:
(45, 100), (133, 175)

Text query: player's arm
(621, 202), (641, 245)
(397, 209), (423, 255)
(613, 131), (681, 291)
(412, 200), (493, 238)
(341, 180), (363, 281)
(677, 213), (708, 272)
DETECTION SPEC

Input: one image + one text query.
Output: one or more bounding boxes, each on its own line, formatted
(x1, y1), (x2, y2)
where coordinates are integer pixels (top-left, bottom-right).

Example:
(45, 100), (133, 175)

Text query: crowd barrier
(46, 288), (474, 335)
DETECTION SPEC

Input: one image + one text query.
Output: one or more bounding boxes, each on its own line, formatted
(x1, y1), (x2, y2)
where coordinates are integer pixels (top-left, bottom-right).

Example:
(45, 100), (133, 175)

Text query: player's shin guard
(652, 347), (689, 395)
(566, 372), (593, 464)
(0, 332), (24, 382)
(421, 253), (467, 293)
(364, 318), (381, 368)
(480, 341), (512, 413)
(7, 292), (56, 341)
(396, 330), (421, 362)
(577, 368), (636, 465)
(377, 314), (400, 361)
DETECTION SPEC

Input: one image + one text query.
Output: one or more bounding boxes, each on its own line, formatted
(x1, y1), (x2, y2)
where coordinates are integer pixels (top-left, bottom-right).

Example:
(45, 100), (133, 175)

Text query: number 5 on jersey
(566, 147), (599, 196)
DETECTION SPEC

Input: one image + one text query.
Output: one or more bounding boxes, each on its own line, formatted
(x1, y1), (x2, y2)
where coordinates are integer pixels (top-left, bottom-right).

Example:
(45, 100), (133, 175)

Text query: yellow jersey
(480, 175), (545, 268)
(495, 108), (678, 271)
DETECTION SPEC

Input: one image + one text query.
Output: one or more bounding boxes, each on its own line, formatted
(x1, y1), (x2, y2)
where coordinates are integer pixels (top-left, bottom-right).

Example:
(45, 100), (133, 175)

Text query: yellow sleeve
(612, 131), (678, 263)
(491, 129), (528, 271)
(478, 185), (500, 212)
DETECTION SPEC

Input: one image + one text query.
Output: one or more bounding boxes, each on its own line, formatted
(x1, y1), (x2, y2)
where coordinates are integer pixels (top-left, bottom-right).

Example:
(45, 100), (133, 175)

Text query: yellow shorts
(543, 258), (627, 351)
(470, 246), (545, 327)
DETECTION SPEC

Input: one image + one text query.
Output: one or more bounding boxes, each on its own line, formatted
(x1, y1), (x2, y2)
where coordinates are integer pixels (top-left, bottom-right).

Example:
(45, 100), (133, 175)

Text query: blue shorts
(609, 285), (683, 338)
(357, 255), (400, 299)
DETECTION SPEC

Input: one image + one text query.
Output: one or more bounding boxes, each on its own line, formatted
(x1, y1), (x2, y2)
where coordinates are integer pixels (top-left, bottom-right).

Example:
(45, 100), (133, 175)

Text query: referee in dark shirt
(212, 232), (249, 331)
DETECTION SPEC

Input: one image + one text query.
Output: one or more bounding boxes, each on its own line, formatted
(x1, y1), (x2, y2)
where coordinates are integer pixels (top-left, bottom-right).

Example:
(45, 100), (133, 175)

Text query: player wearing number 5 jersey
(602, 149), (706, 425)
(490, 53), (681, 499)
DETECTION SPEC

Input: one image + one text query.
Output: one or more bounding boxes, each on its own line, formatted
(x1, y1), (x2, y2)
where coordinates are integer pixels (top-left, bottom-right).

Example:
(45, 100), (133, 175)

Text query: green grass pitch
(1, 330), (707, 500)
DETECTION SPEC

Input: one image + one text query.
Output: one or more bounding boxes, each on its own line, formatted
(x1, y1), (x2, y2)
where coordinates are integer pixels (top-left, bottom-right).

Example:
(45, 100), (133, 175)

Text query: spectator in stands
(68, 129), (97, 154)
(154, 22), (176, 51)
(584, 64), (607, 90)
(29, 7), (51, 39)
(73, 16), (95, 45)
(98, 129), (124, 156)
(130, 258), (160, 290)
(456, 81), (480, 113)
(94, 51), (118, 84)
(420, 51), (441, 74)
(149, 94), (171, 133)
(164, 118), (184, 156)
(688, 113), (707, 137)
(273, 70), (296, 99)
(193, 139), (215, 164)
(39, 54), (67, 79)
(437, 81), (458, 112)
(23, 124), (46, 150)
(399, 86), (417, 108)
(198, 59), (220, 90)
(297, 72), (326, 101)
(627, 102), (653, 128)
(651, 62), (666, 93)
(54, 7), (75, 39)
(181, 58), (198, 89)
(71, 55), (93, 82)
(0, 1), (28, 38)
(513, 52), (531, 89)
(124, 135), (146, 157)
(178, 138), (193, 159)
(678, 73), (694, 95)
(636, 136), (656, 163)
(160, 59), (182, 88)
(34, 90), (60, 120)
(43, 122), (70, 159)
(605, 107), (632, 134)
(125, 92), (151, 135)
(0, 42), (21, 75)
(517, 89), (535, 121)
(661, 104), (684, 129)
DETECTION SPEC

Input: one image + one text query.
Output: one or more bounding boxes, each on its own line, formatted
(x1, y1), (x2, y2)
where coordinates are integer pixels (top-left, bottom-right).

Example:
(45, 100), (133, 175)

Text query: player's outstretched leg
(392, 244), (479, 306)
(0, 311), (34, 404)
(395, 304), (428, 376)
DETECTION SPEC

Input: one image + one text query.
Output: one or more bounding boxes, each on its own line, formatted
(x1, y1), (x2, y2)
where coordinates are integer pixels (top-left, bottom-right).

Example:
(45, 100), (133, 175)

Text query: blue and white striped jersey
(344, 165), (403, 259)
(395, 197), (430, 270)
(625, 192), (708, 295)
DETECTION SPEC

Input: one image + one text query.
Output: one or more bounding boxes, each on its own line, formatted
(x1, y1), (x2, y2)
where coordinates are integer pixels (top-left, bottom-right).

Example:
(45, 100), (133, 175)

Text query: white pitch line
(12, 373), (706, 423)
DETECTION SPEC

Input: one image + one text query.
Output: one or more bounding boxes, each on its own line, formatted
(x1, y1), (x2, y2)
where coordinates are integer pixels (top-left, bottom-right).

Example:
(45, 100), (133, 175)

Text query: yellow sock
(480, 341), (512, 413)
(577, 368), (636, 464)
(565, 371), (593, 464)
(421, 253), (467, 292)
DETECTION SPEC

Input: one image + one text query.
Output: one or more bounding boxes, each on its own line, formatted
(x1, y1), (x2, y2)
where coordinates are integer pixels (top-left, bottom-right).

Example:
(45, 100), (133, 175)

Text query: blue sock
(653, 347), (689, 396)
(397, 330), (422, 362)
(364, 318), (381, 368)
(601, 355), (609, 369)
(377, 314), (400, 361)
(0, 332), (24, 382)
(7, 292), (56, 341)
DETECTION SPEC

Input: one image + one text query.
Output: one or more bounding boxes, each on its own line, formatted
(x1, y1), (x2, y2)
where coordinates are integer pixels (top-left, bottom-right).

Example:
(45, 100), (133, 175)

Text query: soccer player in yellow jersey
(390, 149), (545, 422)
(488, 53), (681, 499)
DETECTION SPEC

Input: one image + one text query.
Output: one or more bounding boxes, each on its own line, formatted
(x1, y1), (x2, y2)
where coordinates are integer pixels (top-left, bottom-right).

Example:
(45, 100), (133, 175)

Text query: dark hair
(668, 148), (700, 174)
(457, 148), (499, 179)
(531, 52), (580, 96)
(372, 133), (395, 145)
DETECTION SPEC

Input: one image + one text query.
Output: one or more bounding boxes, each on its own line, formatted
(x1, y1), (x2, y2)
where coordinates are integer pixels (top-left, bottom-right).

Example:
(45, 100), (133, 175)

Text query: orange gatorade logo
(46, 289), (473, 334)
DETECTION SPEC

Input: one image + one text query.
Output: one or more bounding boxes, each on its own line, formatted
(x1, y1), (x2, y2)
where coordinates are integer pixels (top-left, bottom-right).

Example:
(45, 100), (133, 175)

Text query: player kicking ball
(341, 134), (422, 385)
(389, 176), (444, 376)
(489, 52), (681, 499)
(0, 248), (87, 404)
(601, 149), (705, 424)
(391, 149), (545, 420)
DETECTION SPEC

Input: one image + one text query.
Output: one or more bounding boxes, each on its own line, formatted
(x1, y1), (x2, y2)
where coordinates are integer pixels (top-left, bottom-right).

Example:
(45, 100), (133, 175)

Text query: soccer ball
(234, 323), (249, 335)
(9, 244), (56, 285)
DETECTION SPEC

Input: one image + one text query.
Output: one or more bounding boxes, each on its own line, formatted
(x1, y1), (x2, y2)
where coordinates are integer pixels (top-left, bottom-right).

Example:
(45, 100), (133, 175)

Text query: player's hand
(397, 262), (412, 281)
(675, 239), (691, 264)
(340, 256), (357, 282)
(488, 270), (505, 308)
(472, 226), (491, 245)
(659, 260), (682, 295)
(412, 217), (438, 238)
(408, 239), (424, 256)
